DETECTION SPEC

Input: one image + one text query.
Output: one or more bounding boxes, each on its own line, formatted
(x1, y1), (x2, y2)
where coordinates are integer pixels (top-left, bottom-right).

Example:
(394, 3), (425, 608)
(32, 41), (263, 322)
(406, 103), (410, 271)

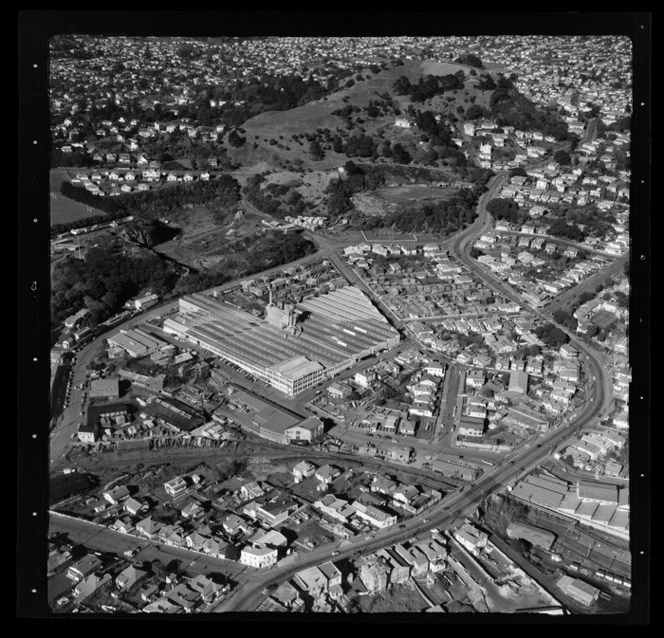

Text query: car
(331, 550), (340, 556)
(399, 524), (407, 529)
(56, 597), (69, 606)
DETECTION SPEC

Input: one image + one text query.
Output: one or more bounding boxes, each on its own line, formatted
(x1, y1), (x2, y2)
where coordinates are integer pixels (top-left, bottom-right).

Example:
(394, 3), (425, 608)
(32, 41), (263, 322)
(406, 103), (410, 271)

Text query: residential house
(164, 476), (188, 498)
(393, 544), (428, 577)
(116, 565), (148, 590)
(314, 494), (356, 524)
(358, 557), (389, 593)
(458, 416), (485, 437)
(124, 497), (146, 516)
(103, 485), (130, 505)
(188, 574), (223, 602)
(293, 565), (328, 598)
(135, 516), (163, 540)
(239, 481), (265, 502)
(315, 465), (342, 485)
(73, 572), (112, 603)
(452, 522), (488, 557)
(67, 555), (103, 582)
(292, 460), (317, 482)
(163, 583), (200, 612)
(465, 369), (486, 391)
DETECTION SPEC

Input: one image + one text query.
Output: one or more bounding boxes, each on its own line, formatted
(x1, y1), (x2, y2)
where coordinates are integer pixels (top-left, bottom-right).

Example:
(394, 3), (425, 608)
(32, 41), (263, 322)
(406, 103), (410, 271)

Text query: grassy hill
(234, 58), (513, 172)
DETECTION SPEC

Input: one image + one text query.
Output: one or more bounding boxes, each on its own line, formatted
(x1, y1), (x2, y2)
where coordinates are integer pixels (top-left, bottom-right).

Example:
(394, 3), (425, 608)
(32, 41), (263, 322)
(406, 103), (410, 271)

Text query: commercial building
(240, 545), (278, 569)
(285, 416), (324, 444)
(163, 286), (399, 397)
(509, 370), (529, 394)
(89, 378), (120, 399)
(107, 328), (167, 358)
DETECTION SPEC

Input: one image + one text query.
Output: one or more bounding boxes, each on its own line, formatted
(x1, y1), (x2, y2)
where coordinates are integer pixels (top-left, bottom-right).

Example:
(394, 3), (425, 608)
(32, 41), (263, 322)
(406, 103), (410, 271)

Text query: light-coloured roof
(267, 355), (324, 380)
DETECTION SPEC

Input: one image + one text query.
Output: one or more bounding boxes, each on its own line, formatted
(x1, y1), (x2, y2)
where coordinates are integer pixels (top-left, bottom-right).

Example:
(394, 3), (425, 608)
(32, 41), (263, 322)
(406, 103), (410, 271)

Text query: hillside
(233, 58), (514, 173)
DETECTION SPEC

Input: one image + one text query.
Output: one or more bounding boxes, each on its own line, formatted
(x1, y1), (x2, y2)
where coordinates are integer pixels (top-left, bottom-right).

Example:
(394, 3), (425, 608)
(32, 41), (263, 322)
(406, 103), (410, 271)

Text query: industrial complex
(163, 286), (400, 397)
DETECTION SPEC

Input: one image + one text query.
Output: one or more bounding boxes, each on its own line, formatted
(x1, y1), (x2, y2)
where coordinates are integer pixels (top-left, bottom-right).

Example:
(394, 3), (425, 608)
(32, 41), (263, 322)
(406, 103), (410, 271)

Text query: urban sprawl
(47, 34), (634, 616)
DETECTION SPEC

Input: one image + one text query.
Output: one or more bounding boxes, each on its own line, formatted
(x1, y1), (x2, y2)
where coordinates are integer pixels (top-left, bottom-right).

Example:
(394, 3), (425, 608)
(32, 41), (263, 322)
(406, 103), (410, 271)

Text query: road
(48, 512), (255, 585)
(543, 254), (628, 316)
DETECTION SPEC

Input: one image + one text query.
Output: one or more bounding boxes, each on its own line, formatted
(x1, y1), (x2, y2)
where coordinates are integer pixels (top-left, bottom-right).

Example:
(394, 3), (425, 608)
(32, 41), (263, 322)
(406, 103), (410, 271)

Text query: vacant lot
(152, 205), (265, 270)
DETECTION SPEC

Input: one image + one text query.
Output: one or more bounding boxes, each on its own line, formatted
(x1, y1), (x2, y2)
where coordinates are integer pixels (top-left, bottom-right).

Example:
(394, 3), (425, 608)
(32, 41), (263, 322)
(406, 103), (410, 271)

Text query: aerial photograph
(18, 11), (649, 622)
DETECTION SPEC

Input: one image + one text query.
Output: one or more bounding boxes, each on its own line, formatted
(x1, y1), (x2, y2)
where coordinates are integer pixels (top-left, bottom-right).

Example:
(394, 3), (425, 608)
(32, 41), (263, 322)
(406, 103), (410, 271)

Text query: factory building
(163, 286), (399, 397)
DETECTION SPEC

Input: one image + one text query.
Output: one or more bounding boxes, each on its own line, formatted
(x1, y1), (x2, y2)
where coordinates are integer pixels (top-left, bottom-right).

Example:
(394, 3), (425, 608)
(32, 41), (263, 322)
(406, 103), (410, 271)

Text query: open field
(49, 169), (107, 226)
(374, 185), (459, 203)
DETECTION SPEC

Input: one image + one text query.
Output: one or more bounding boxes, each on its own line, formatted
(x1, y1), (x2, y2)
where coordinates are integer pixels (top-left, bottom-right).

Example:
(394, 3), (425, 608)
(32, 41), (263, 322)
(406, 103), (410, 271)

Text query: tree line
(58, 173), (241, 223)
(357, 186), (479, 235)
(392, 72), (466, 103)
(488, 77), (571, 141)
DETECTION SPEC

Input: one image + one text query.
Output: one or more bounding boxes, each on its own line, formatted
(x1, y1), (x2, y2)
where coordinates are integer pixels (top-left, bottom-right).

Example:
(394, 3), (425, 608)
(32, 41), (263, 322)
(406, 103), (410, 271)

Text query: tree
(466, 104), (485, 120)
(553, 149), (571, 166)
(228, 130), (245, 148)
(486, 198), (520, 223)
(309, 139), (324, 161)
(454, 53), (483, 68)
(535, 323), (569, 348)
(553, 309), (578, 331)
(509, 167), (528, 178)
(391, 143), (411, 165)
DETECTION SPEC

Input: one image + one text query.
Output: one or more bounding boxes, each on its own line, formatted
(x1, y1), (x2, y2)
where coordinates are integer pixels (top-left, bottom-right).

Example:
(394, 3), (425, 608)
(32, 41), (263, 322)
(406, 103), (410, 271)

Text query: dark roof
(143, 395), (205, 432)
(87, 401), (133, 426)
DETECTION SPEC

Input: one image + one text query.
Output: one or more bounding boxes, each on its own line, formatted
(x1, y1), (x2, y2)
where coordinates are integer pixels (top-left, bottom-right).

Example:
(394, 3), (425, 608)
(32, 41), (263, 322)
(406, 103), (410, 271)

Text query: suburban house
(116, 565), (148, 590)
(315, 465), (342, 485)
(102, 485), (130, 505)
(292, 460), (317, 482)
(164, 476), (188, 498)
(358, 557), (389, 593)
(67, 555), (103, 582)
(452, 522), (489, 557)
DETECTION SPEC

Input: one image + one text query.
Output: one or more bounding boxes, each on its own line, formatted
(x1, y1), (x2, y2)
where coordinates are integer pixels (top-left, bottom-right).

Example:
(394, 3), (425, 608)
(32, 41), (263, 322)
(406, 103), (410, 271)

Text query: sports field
(374, 185), (457, 203)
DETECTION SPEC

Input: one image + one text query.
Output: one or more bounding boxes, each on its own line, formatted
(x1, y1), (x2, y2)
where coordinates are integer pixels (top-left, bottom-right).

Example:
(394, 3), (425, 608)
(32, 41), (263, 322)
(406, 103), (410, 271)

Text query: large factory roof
(267, 356), (324, 380)
(167, 287), (398, 374)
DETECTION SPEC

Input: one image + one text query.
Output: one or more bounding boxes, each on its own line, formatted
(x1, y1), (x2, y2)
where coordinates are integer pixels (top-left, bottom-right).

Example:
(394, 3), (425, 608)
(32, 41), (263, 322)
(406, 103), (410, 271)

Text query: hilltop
(234, 58), (509, 172)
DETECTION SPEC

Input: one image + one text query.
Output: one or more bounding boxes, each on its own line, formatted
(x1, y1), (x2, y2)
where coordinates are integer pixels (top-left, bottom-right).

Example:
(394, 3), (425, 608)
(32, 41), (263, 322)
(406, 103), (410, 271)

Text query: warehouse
(555, 575), (601, 607)
(143, 395), (206, 433)
(163, 286), (399, 396)
(107, 328), (166, 358)
(506, 521), (557, 550)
